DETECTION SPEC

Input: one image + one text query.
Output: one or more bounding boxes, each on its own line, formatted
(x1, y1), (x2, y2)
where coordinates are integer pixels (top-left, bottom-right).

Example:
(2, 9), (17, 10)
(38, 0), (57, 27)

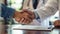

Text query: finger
(22, 11), (35, 19)
(28, 15), (35, 20)
(19, 17), (22, 21)
(22, 19), (30, 24)
(22, 9), (34, 15)
(19, 18), (25, 23)
(15, 17), (20, 22)
(23, 14), (32, 20)
(26, 20), (33, 24)
(25, 17), (32, 23)
(24, 17), (32, 22)
(26, 20), (31, 24)
(22, 19), (27, 24)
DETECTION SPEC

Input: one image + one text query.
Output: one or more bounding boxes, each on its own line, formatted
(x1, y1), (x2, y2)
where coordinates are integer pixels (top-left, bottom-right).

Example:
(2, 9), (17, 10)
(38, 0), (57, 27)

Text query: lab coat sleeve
(35, 0), (58, 22)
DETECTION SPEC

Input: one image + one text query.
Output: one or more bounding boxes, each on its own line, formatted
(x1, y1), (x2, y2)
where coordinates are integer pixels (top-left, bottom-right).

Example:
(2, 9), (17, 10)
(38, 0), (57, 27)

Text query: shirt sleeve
(1, 4), (15, 18)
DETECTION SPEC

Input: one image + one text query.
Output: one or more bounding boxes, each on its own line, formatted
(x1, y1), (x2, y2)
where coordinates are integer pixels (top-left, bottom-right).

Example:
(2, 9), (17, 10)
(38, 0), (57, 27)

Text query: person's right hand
(54, 20), (60, 27)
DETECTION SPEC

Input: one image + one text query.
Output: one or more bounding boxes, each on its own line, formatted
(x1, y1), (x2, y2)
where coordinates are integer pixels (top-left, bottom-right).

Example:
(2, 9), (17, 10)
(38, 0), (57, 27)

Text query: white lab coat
(35, 0), (60, 21)
(30, 0), (60, 26)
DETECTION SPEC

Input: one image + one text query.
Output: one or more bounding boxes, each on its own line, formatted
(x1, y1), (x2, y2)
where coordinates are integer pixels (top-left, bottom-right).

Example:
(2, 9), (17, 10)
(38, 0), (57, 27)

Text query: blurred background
(0, 0), (59, 34)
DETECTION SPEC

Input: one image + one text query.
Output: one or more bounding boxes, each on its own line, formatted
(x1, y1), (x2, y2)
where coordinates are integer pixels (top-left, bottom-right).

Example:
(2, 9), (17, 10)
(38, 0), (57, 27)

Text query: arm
(23, 0), (29, 9)
(29, 0), (34, 9)
(1, 4), (15, 18)
(35, 0), (58, 22)
(23, 0), (34, 9)
(37, 0), (44, 9)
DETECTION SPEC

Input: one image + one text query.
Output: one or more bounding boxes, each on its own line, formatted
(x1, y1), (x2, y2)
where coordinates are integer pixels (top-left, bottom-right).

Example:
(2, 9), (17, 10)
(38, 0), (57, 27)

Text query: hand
(13, 9), (35, 24)
(20, 9), (35, 24)
(54, 20), (60, 27)
(13, 11), (23, 22)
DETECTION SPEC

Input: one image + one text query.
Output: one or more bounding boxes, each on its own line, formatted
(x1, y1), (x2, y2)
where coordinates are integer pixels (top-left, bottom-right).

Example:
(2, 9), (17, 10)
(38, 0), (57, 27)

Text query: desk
(10, 20), (60, 34)
(12, 28), (60, 34)
(10, 19), (60, 34)
(23, 29), (60, 34)
(10, 25), (60, 34)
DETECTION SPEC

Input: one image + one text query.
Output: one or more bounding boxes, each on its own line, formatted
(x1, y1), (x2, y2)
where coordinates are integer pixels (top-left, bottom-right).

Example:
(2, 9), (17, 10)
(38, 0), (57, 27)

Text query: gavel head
(54, 20), (60, 27)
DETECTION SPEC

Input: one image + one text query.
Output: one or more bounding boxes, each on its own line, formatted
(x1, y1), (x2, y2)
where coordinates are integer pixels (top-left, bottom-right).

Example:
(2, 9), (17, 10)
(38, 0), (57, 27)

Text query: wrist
(13, 11), (19, 18)
(34, 11), (40, 19)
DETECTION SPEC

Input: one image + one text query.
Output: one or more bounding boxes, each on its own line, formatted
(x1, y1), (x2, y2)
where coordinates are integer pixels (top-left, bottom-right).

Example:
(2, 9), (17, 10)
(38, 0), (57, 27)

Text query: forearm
(23, 0), (29, 9)
(29, 0), (34, 9)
